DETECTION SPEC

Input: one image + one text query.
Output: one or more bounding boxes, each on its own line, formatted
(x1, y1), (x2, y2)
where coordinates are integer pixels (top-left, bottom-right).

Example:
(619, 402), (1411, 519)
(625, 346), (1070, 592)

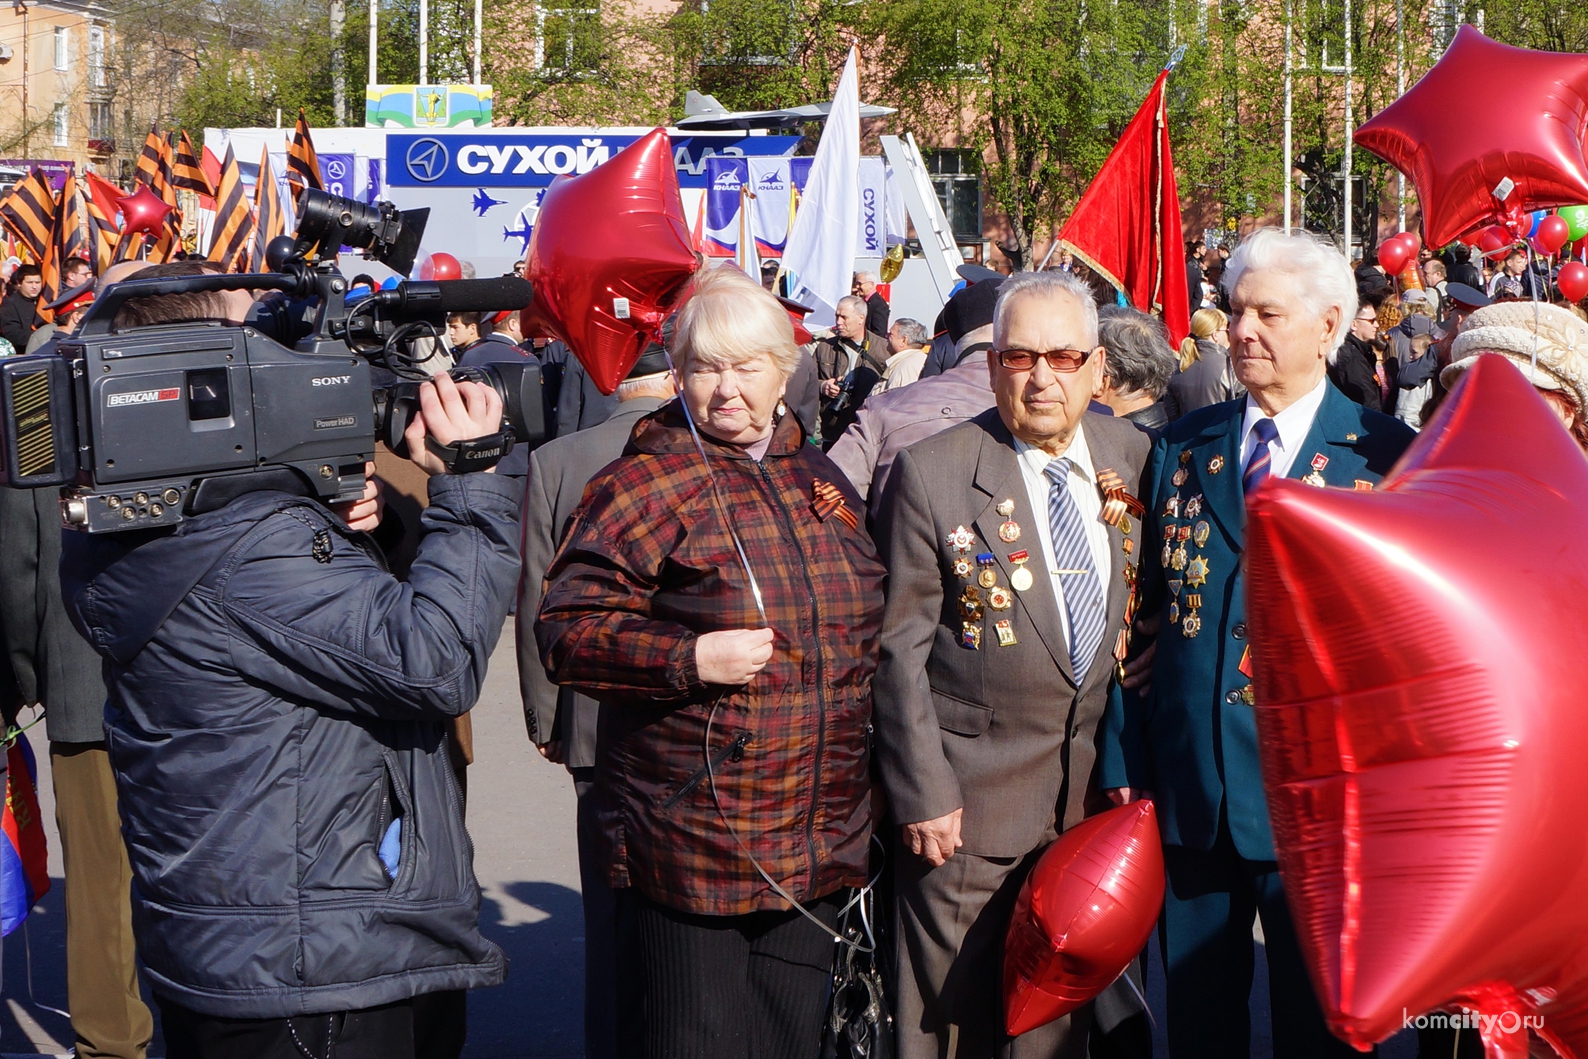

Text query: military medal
(1161, 541), (1174, 567)
(976, 553), (998, 588)
(1167, 579), (1183, 624)
(1172, 468), (1189, 487)
(1176, 525), (1191, 542)
(1119, 513), (1133, 535)
(999, 519), (1021, 543)
(947, 525), (975, 553)
(1170, 544), (1188, 571)
(994, 620), (1017, 646)
(1179, 451), (1192, 465)
(1008, 550), (1034, 592)
(1182, 593), (1203, 638)
(996, 498), (1016, 517)
(961, 585), (983, 622)
(962, 622), (982, 649)
(953, 557), (973, 579)
(1208, 454), (1225, 474)
(988, 585), (1012, 610)
(1301, 453), (1329, 488)
(1185, 494), (1203, 518)
(1354, 479), (1374, 491)
(1186, 555), (1209, 587)
(1193, 520), (1210, 547)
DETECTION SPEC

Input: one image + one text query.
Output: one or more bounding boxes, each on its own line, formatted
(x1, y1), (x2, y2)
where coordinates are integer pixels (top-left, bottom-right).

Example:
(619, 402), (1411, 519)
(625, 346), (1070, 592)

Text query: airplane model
(472, 188), (508, 216)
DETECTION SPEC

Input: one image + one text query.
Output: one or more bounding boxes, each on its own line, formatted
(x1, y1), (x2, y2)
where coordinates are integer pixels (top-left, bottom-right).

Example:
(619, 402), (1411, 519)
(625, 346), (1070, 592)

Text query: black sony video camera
(0, 188), (545, 533)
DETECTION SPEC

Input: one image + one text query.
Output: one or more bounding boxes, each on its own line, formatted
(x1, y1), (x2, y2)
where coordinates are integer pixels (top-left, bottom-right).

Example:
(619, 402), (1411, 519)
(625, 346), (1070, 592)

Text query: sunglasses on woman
(994, 347), (1096, 372)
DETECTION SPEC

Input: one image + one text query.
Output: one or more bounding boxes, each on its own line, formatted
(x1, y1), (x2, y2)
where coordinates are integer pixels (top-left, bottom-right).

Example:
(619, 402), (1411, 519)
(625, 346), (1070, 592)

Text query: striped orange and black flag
(251, 146), (288, 272)
(83, 171), (123, 273)
(170, 131), (214, 198)
(206, 144), (255, 272)
(0, 169), (58, 262)
(38, 175), (87, 322)
(134, 124), (170, 195)
(286, 109), (323, 197)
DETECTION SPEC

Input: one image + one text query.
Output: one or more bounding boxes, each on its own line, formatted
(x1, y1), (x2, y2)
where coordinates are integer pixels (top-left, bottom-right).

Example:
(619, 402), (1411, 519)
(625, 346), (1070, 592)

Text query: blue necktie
(1043, 458), (1106, 682)
(1242, 418), (1280, 495)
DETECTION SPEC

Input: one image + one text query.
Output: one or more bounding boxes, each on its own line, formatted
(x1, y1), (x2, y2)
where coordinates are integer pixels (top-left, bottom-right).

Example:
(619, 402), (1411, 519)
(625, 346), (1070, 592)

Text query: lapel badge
(1208, 454), (1225, 474)
(988, 585), (1012, 611)
(961, 622), (982, 650)
(1186, 556), (1210, 587)
(953, 557), (973, 579)
(1346, 432), (1359, 441)
(1193, 520), (1210, 547)
(1171, 467), (1189, 487)
(1162, 525), (1176, 541)
(1176, 525), (1192, 542)
(1354, 479), (1374, 491)
(1185, 494), (1203, 518)
(1179, 451), (1192, 465)
(994, 619), (1017, 647)
(947, 525), (975, 552)
(1008, 550), (1033, 592)
(1123, 538), (1134, 555)
(1164, 495), (1182, 519)
(999, 519), (1022, 543)
(996, 498), (1016, 517)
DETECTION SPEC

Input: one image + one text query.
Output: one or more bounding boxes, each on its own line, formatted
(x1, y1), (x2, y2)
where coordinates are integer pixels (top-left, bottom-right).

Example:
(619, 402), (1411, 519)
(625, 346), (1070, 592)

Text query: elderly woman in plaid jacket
(536, 265), (887, 1059)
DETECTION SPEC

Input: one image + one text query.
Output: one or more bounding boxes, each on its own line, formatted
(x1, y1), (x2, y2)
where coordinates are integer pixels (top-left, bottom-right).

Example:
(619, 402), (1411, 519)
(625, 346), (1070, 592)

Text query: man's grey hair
(615, 371), (676, 402)
(836, 294), (867, 317)
(1097, 306), (1175, 400)
(993, 270), (1100, 348)
(1221, 228), (1358, 352)
(891, 317), (929, 347)
(855, 270), (878, 284)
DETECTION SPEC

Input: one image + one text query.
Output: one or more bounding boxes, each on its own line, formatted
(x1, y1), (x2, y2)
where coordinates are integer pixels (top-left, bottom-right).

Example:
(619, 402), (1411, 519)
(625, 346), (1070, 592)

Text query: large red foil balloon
(1003, 801), (1165, 1036)
(117, 185), (171, 237)
(1355, 26), (1588, 248)
(523, 128), (699, 395)
(1246, 355), (1588, 1059)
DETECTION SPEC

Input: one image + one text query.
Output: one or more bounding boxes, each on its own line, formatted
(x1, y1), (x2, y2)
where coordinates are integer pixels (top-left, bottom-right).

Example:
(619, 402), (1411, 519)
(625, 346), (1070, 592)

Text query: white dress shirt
(1238, 376), (1328, 480)
(1013, 425), (1113, 648)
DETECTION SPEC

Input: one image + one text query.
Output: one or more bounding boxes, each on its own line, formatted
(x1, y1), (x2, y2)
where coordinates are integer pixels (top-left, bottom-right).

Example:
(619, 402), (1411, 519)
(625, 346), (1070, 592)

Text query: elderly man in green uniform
(1100, 228), (1415, 1058)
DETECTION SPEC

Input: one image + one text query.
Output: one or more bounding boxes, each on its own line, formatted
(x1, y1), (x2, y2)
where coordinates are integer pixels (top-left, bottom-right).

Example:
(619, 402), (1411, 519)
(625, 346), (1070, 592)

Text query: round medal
(999, 520), (1021, 543)
(988, 586), (1012, 610)
(978, 569), (998, 589)
(953, 558), (972, 578)
(1010, 566), (1034, 592)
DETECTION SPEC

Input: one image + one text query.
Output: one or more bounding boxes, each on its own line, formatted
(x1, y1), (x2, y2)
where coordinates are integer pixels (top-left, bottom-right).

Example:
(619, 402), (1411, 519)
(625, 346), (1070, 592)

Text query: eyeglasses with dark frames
(994, 347), (1097, 372)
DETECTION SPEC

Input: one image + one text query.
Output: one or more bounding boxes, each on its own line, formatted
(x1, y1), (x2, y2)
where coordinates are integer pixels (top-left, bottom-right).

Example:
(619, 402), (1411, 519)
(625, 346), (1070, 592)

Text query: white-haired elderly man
(874, 269), (1151, 1058)
(1099, 229), (1415, 1057)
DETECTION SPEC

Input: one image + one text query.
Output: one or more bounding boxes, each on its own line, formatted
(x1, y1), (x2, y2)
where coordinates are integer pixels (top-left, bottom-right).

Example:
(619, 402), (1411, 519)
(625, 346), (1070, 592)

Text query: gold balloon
(880, 243), (904, 283)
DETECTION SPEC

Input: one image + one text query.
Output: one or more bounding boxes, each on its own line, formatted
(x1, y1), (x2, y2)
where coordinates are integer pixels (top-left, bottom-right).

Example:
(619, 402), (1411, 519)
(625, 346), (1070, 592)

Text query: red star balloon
(1355, 26), (1588, 248)
(1003, 800), (1165, 1036)
(116, 184), (172, 237)
(1246, 355), (1588, 1059)
(522, 128), (699, 395)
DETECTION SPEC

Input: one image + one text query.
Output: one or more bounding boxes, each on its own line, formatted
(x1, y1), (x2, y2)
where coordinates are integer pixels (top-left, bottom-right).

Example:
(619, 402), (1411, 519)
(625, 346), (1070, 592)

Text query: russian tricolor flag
(2, 733), (51, 936)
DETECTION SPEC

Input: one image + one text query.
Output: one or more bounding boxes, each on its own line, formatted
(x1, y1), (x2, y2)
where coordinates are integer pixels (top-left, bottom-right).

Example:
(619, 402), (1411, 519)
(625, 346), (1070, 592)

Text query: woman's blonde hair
(671, 265), (802, 379)
(1178, 307), (1228, 369)
(1377, 301), (1403, 331)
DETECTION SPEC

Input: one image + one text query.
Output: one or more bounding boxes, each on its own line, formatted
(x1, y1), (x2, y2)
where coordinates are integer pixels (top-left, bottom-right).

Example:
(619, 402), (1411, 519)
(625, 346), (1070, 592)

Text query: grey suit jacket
(873, 408), (1150, 857)
(516, 396), (668, 768)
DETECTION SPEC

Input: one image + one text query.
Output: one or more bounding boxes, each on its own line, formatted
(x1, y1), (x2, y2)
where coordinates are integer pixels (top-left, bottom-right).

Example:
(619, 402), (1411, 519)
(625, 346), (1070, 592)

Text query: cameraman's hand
(404, 373), (504, 477)
(331, 461), (385, 533)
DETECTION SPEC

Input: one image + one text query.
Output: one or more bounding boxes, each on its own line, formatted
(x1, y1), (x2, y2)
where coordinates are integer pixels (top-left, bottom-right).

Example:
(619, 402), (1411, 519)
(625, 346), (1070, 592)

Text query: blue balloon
(1529, 210), (1549, 237)
(380, 275), (400, 290)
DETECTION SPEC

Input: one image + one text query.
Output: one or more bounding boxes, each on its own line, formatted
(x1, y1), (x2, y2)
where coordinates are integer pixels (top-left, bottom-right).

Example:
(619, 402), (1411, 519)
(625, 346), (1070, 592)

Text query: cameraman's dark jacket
(61, 474), (522, 1018)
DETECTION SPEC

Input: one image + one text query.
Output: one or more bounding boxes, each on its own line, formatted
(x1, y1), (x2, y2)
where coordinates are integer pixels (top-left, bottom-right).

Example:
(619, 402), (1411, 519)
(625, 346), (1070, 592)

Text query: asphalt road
(0, 621), (1427, 1058)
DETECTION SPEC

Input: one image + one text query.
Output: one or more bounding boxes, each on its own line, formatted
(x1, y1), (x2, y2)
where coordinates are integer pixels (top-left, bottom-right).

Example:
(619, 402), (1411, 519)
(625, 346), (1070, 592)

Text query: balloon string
(1526, 241), (1543, 378)
(661, 348), (769, 627)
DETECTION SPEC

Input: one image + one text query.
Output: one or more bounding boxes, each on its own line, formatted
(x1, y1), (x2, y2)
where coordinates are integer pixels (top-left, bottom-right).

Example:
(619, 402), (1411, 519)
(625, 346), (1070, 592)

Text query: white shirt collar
(1240, 376), (1328, 474)
(1013, 422), (1096, 484)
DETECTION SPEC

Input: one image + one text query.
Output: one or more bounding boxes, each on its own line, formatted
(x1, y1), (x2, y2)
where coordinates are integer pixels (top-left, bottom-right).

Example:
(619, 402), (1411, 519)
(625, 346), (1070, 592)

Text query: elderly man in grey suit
(516, 347), (676, 1059)
(874, 270), (1151, 1058)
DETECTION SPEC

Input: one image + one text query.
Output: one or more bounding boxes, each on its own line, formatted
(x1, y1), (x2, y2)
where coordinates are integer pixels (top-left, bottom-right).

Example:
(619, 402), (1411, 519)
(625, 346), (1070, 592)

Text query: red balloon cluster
(1532, 214), (1572, 256)
(1376, 231), (1420, 275)
(1245, 355), (1588, 1058)
(1003, 801), (1165, 1036)
(116, 185), (171, 237)
(419, 252), (462, 281)
(522, 128), (699, 395)
(1356, 26), (1588, 247)
(1559, 261), (1588, 302)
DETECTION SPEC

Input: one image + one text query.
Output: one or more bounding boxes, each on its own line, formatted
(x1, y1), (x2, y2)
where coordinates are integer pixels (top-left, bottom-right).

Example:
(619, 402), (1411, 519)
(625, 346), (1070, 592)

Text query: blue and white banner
(704, 155), (886, 262)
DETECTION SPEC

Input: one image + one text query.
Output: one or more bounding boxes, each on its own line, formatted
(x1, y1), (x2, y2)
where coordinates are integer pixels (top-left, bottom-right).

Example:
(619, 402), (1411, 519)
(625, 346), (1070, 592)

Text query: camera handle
(75, 268), (327, 339)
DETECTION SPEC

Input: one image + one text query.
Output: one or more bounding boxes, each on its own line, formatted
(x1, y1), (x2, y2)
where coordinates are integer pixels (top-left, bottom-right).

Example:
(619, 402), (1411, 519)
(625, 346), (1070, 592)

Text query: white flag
(782, 47), (860, 329)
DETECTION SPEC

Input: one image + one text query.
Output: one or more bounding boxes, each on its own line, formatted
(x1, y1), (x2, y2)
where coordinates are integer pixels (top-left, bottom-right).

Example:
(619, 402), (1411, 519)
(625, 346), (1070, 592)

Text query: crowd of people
(3, 223), (1573, 1059)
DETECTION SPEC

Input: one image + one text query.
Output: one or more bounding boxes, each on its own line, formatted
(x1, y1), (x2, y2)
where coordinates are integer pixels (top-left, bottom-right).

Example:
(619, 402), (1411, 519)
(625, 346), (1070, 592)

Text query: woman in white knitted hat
(1440, 301), (1588, 449)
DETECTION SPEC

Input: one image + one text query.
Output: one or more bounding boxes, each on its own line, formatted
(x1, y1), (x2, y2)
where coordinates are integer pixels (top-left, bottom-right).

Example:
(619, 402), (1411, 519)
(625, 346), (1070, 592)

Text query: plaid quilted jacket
(535, 402), (886, 915)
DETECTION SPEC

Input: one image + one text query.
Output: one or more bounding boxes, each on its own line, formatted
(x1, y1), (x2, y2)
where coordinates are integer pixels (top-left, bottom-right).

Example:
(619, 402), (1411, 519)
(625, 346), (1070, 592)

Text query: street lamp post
(1284, 0), (1293, 234)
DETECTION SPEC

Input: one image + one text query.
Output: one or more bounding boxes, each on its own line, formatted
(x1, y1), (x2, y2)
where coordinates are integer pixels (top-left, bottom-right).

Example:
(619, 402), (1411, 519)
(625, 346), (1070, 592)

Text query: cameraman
(62, 275), (520, 1059)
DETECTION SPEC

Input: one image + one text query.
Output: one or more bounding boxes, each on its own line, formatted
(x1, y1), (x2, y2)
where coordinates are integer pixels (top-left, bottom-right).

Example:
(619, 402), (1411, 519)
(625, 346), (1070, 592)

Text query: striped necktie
(1242, 418), (1280, 495)
(1043, 458), (1106, 682)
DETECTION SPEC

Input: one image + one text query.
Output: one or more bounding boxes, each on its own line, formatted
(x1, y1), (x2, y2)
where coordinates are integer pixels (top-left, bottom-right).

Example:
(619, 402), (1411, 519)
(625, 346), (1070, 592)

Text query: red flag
(1056, 70), (1191, 347)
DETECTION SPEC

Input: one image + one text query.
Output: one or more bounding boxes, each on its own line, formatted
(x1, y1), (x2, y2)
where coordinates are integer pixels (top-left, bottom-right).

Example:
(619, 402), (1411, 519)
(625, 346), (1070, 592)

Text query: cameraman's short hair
(111, 261), (232, 331)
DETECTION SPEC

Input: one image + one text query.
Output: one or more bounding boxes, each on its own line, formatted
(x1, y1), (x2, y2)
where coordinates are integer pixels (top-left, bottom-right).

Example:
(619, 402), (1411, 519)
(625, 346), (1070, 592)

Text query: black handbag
(820, 884), (893, 1059)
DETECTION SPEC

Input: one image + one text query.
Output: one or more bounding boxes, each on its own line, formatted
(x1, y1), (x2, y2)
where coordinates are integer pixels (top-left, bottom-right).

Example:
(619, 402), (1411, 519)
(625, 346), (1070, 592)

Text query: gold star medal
(1008, 550), (1034, 592)
(1171, 544), (1188, 571)
(1186, 556), (1209, 587)
(953, 557), (973, 579)
(1208, 454), (1225, 474)
(947, 525), (976, 552)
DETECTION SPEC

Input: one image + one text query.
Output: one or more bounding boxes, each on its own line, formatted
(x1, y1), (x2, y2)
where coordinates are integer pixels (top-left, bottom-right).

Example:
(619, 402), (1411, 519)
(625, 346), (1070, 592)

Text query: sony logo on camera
(312, 376), (353, 387)
(107, 388), (181, 408)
